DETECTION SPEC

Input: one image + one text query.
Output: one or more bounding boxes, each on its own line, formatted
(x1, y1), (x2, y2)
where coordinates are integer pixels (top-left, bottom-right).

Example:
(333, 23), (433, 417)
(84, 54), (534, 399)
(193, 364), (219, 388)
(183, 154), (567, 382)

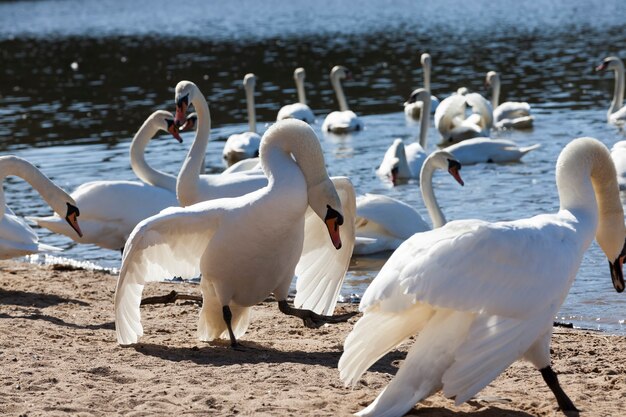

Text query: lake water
(1, 0), (625, 333)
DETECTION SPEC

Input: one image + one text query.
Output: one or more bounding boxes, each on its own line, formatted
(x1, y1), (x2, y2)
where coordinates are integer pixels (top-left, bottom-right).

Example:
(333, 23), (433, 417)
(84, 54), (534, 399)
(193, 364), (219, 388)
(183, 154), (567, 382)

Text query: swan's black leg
(222, 305), (240, 348)
(540, 366), (579, 415)
(277, 300), (356, 329)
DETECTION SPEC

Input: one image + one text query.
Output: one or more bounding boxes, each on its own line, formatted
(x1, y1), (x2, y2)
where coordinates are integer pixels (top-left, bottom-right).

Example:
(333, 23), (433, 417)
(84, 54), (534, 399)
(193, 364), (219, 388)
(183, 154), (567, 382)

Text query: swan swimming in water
(485, 71), (534, 129)
(322, 66), (364, 133)
(404, 53), (439, 119)
(222, 73), (262, 166)
(277, 67), (315, 124)
(115, 119), (356, 347)
(1, 156), (82, 259)
(28, 111), (181, 251)
(596, 56), (626, 125)
(434, 90), (493, 145)
(339, 137), (626, 417)
(355, 150), (463, 255)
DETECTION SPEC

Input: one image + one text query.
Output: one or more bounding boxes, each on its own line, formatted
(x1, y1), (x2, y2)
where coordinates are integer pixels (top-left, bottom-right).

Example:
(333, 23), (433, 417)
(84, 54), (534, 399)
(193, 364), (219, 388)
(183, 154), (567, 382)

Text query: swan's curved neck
(417, 95), (431, 148)
(245, 82), (257, 133)
(176, 87), (211, 207)
(295, 75), (307, 105)
(420, 158), (446, 228)
(556, 138), (625, 250)
(129, 120), (176, 191)
(422, 60), (431, 92)
(610, 61), (625, 118)
(260, 124), (327, 189)
(331, 74), (349, 112)
(0, 156), (71, 220)
(490, 76), (501, 109)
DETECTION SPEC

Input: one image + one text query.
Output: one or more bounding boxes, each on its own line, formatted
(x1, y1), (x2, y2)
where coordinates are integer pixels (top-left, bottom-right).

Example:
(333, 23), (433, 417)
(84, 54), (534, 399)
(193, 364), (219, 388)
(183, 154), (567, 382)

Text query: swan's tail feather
(35, 242), (63, 252)
(197, 283), (252, 342)
(519, 143), (541, 155)
(339, 304), (433, 387)
(353, 309), (473, 417)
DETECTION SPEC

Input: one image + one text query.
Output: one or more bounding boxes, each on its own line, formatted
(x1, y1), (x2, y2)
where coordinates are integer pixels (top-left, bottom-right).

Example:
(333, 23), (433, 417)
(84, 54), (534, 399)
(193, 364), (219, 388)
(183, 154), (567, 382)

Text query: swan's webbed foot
(540, 366), (579, 416)
(277, 300), (357, 329)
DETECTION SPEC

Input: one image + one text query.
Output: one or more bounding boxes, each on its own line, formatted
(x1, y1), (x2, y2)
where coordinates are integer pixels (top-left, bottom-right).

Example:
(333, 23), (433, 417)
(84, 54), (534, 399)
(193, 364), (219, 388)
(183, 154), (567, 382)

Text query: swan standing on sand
(115, 119), (356, 347)
(379, 89), (432, 182)
(355, 150), (463, 255)
(277, 68), (315, 123)
(339, 137), (626, 417)
(434, 91), (493, 145)
(486, 71), (534, 129)
(596, 56), (626, 125)
(404, 53), (439, 119)
(223, 73), (262, 166)
(322, 66), (364, 133)
(0, 156), (82, 259)
(173, 81), (268, 207)
(28, 111), (182, 251)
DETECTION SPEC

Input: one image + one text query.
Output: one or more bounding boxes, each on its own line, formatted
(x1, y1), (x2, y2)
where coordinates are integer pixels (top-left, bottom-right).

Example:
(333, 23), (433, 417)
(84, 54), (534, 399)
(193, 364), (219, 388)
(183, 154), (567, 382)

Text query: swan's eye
(447, 159), (462, 171)
(176, 94), (189, 109)
(325, 205), (344, 227)
(66, 202), (80, 217)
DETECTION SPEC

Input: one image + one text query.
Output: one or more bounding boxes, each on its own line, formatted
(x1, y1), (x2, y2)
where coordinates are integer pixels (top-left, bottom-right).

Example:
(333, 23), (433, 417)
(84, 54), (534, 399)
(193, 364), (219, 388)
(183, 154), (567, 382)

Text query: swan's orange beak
(595, 62), (608, 72)
(610, 239), (626, 292)
(447, 159), (464, 186)
(64, 203), (83, 238)
(180, 114), (197, 133)
(175, 94), (189, 127)
(324, 206), (343, 250)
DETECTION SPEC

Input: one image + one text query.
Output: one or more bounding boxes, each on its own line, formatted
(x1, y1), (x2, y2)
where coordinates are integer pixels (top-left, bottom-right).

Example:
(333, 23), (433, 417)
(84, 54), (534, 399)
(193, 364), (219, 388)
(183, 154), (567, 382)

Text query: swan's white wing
(277, 103), (315, 124)
(611, 142), (626, 190)
(114, 202), (221, 345)
(322, 111), (363, 133)
(360, 215), (580, 320)
(441, 310), (552, 404)
(434, 94), (466, 135)
(494, 101), (531, 121)
(356, 194), (429, 238)
(404, 142), (427, 177)
(610, 106), (626, 124)
(465, 92), (493, 130)
(295, 177), (356, 315)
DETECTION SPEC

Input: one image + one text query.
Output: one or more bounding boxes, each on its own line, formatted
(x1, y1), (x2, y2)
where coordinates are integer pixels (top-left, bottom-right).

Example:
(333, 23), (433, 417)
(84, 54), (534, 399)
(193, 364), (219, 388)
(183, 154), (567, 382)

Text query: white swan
(115, 119), (357, 347)
(173, 81), (268, 207)
(1, 156), (82, 259)
(611, 141), (626, 190)
(277, 67), (315, 124)
(379, 89), (432, 182)
(486, 71), (534, 129)
(404, 53), (440, 119)
(222, 73), (262, 166)
(434, 91), (493, 145)
(339, 137), (626, 417)
(445, 137), (540, 165)
(322, 66), (364, 133)
(596, 56), (626, 125)
(355, 150), (463, 255)
(28, 111), (181, 251)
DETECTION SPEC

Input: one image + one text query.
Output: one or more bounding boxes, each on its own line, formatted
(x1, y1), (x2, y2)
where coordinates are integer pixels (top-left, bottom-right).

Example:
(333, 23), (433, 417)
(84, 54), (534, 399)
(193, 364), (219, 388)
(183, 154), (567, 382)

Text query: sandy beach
(1, 259), (625, 417)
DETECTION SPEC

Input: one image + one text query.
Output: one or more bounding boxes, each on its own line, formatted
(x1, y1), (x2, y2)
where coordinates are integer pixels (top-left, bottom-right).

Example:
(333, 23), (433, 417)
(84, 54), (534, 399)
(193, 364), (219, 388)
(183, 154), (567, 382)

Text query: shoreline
(1, 260), (625, 416)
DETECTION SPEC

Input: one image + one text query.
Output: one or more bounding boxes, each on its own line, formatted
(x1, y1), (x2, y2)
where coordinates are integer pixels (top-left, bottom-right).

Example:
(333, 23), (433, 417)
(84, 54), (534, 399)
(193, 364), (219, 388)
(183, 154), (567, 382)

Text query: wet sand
(1, 260), (625, 416)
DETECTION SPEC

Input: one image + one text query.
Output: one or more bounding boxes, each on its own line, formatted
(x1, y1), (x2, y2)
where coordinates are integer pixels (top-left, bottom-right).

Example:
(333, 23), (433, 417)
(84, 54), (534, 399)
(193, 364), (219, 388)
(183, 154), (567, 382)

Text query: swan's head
(331, 65), (351, 81)
(382, 139), (411, 185)
(404, 88), (430, 106)
(150, 110), (183, 143)
(63, 202), (83, 238)
(243, 73), (256, 88)
(485, 71), (499, 87)
(309, 180), (345, 250)
(424, 150), (464, 186)
(595, 56), (623, 73)
(294, 67), (306, 81)
(420, 53), (432, 66)
(179, 112), (198, 133)
(174, 80), (198, 126)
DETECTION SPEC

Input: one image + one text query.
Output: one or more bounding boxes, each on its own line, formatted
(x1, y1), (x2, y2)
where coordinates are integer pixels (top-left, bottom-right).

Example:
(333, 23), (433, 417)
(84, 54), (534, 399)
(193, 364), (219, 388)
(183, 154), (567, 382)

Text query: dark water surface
(1, 0), (626, 332)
